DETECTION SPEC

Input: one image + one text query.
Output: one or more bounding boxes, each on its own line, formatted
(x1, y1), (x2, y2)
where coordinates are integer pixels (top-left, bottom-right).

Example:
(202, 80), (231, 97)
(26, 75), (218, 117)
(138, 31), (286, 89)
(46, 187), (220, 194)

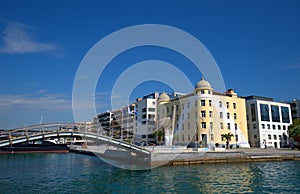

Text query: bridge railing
(0, 122), (155, 151)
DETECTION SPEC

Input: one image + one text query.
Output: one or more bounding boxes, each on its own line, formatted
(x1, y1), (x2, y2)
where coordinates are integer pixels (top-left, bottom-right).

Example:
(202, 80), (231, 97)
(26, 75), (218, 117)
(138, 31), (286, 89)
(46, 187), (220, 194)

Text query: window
(167, 107), (169, 113)
(210, 122), (213, 130)
(188, 113), (190, 119)
(227, 123), (231, 129)
(234, 113), (237, 120)
(267, 124), (270, 129)
(226, 102), (229, 108)
(283, 125), (286, 130)
(260, 104), (270, 121)
(220, 112), (223, 118)
(176, 105), (179, 111)
(235, 135), (238, 141)
(201, 122), (206, 129)
(152, 101), (155, 105)
(182, 114), (184, 120)
(148, 114), (155, 119)
(220, 122), (224, 129)
(209, 111), (212, 118)
(272, 125), (276, 130)
(209, 100), (212, 106)
(278, 125), (281, 130)
(268, 135), (272, 140)
(273, 135), (277, 140)
(262, 124), (265, 129)
(188, 134), (191, 141)
(182, 124), (184, 130)
(182, 135), (184, 141)
(271, 105), (280, 122)
(233, 103), (236, 109)
(195, 111), (198, 118)
(254, 135), (257, 139)
(200, 90), (205, 94)
(251, 104), (256, 121)
(182, 104), (184, 110)
(281, 106), (290, 123)
(208, 90), (211, 94)
(188, 123), (190, 130)
(227, 113), (230, 119)
(219, 101), (222, 108)
(201, 100), (205, 106)
(235, 123), (237, 130)
(187, 102), (190, 109)
(201, 111), (206, 118)
(148, 121), (155, 125)
(148, 134), (155, 138)
(195, 100), (197, 107)
(253, 124), (257, 129)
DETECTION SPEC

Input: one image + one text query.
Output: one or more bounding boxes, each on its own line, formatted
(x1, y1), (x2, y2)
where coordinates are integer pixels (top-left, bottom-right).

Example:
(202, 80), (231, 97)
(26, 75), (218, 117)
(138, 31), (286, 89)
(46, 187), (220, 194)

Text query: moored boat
(0, 140), (69, 154)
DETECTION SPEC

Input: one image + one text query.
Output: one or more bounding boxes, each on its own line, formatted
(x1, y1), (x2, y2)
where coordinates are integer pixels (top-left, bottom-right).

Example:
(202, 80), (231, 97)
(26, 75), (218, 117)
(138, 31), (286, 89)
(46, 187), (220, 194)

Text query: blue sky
(0, 0), (300, 129)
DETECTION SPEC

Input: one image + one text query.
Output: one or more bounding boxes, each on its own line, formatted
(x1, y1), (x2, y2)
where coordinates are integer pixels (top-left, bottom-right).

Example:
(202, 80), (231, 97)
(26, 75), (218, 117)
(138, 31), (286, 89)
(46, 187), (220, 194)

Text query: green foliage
(221, 133), (234, 149)
(153, 130), (165, 144)
(289, 119), (300, 143)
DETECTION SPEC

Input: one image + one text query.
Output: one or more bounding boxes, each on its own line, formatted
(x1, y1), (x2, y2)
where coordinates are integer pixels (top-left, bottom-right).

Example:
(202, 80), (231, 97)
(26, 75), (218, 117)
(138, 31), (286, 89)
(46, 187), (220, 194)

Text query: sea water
(0, 153), (299, 193)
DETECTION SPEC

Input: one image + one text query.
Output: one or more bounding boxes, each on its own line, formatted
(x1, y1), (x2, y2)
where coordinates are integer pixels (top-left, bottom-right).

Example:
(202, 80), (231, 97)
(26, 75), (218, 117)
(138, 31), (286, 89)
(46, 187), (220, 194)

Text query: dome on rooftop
(195, 77), (212, 90)
(159, 92), (170, 103)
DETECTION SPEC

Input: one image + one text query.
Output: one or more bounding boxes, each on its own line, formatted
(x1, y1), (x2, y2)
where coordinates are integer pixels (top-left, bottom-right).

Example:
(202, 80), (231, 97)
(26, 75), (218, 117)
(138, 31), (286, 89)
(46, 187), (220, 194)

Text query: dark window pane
(271, 105), (280, 122)
(260, 104), (270, 121)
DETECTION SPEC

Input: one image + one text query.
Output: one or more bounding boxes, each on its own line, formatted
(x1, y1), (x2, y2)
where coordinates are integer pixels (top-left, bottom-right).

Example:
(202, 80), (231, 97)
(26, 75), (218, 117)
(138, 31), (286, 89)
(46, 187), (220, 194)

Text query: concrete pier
(69, 146), (300, 167)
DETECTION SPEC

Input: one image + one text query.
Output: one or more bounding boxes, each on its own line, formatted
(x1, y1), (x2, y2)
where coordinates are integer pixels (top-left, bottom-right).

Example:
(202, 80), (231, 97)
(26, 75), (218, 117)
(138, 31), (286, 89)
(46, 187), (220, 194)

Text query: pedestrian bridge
(0, 123), (151, 156)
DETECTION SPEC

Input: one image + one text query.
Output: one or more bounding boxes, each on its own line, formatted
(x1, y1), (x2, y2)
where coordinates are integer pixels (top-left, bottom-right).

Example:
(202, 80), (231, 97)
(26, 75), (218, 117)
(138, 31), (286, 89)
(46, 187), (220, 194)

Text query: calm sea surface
(0, 153), (300, 193)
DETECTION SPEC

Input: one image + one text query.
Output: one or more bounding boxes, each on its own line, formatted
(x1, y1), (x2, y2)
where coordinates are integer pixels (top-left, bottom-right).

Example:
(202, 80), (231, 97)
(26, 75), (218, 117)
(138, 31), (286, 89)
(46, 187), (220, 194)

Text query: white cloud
(287, 64), (300, 69)
(0, 22), (58, 54)
(0, 92), (71, 112)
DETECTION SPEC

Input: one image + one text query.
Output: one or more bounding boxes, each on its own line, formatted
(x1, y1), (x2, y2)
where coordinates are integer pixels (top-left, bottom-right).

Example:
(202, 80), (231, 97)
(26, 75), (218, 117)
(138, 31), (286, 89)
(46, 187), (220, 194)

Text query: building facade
(157, 77), (250, 148)
(244, 96), (292, 148)
(92, 93), (158, 144)
(134, 93), (158, 143)
(288, 99), (300, 121)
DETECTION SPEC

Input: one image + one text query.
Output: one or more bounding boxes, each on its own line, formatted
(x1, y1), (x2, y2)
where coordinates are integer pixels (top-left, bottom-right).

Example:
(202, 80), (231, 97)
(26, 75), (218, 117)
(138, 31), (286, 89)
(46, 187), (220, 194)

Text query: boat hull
(0, 144), (69, 154)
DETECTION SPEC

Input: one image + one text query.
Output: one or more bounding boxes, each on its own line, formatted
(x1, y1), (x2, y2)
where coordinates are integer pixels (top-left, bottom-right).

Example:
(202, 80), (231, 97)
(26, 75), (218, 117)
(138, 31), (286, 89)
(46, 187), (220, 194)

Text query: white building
(134, 92), (158, 143)
(244, 96), (292, 148)
(92, 93), (159, 144)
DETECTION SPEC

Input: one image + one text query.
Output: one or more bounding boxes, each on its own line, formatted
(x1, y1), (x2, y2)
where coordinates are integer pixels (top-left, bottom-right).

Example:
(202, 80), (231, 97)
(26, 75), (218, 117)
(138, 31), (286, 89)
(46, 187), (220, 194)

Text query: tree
(153, 130), (165, 145)
(289, 119), (300, 145)
(221, 133), (234, 149)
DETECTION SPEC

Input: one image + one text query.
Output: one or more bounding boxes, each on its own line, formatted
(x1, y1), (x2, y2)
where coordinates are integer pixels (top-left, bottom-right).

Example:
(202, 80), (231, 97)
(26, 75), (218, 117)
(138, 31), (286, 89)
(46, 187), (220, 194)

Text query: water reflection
(1, 154), (300, 193)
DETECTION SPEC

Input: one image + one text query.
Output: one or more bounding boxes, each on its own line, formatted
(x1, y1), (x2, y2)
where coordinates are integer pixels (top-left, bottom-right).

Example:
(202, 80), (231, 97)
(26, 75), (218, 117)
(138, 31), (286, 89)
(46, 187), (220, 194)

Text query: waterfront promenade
(69, 146), (300, 167)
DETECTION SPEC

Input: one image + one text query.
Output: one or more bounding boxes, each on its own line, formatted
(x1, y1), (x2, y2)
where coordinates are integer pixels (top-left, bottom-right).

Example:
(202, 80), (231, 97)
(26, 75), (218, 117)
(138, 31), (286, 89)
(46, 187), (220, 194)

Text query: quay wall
(69, 146), (300, 167)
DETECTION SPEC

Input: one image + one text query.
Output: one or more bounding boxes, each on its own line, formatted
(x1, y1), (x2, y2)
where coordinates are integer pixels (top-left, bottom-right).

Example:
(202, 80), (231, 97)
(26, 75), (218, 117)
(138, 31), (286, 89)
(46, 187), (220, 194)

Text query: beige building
(157, 77), (250, 148)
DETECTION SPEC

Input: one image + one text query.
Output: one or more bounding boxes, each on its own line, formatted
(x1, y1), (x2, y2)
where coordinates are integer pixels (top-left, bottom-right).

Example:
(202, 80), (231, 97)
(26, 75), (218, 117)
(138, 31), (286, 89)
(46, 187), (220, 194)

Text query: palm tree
(153, 129), (165, 145)
(221, 133), (234, 149)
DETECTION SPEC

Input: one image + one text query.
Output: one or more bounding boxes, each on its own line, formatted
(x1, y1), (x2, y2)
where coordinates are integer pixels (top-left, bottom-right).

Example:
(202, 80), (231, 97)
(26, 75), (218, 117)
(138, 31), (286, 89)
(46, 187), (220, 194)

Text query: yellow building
(157, 77), (250, 148)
